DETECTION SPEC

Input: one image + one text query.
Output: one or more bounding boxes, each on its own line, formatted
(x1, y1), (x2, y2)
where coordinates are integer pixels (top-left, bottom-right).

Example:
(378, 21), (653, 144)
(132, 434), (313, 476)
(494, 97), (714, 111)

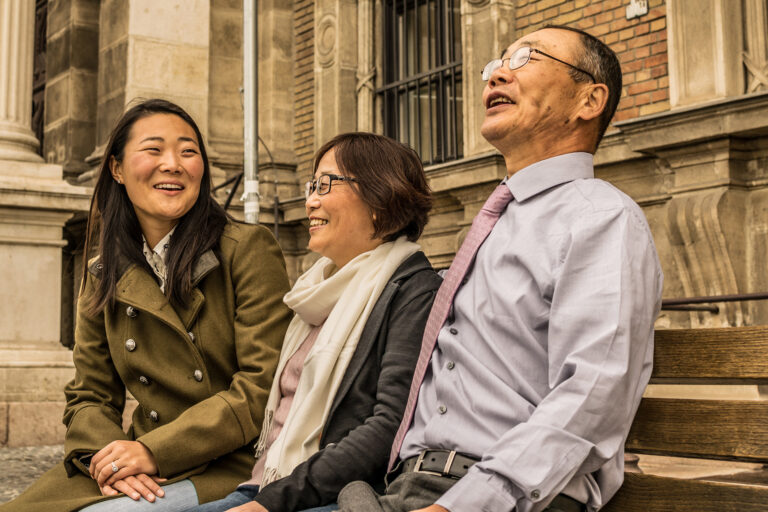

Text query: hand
(411, 506), (449, 512)
(226, 502), (269, 512)
(90, 440), (159, 486)
(99, 473), (167, 502)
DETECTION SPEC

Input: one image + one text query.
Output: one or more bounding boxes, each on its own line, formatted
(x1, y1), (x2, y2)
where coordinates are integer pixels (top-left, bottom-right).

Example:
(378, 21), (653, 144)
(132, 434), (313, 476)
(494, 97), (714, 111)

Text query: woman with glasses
(1, 99), (292, 512)
(184, 132), (440, 512)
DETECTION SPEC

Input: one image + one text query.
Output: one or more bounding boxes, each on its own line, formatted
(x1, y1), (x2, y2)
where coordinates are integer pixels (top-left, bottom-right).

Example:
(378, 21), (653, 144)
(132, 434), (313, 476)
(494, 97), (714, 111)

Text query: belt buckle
(413, 450), (457, 478)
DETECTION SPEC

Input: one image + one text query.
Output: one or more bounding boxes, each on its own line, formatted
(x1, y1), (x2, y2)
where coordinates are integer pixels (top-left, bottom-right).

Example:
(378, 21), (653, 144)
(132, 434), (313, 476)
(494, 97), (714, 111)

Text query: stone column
(314, 0), (358, 147)
(0, 0), (43, 162)
(460, 0), (516, 157)
(0, 0), (91, 447)
(667, 0), (744, 107)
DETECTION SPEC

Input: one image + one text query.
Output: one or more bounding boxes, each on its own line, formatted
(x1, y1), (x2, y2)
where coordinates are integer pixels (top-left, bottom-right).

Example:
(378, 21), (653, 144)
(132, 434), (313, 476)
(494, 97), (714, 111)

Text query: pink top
(240, 324), (321, 487)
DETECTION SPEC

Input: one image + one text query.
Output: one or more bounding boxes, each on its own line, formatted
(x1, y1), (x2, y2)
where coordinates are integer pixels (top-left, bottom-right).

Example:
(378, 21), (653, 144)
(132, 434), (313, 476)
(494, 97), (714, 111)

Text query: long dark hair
(82, 98), (228, 314)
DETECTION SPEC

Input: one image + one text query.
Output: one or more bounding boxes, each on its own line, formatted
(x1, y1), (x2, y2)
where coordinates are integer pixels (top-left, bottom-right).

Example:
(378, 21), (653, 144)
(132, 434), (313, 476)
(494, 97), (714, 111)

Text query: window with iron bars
(377, 0), (463, 165)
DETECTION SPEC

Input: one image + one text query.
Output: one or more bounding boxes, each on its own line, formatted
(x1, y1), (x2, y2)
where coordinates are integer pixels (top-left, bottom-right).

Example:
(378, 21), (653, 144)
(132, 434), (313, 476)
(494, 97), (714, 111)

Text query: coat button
(126, 306), (138, 318)
(139, 376), (150, 385)
(193, 370), (203, 382)
(188, 331), (195, 342)
(125, 339), (136, 352)
(149, 410), (159, 422)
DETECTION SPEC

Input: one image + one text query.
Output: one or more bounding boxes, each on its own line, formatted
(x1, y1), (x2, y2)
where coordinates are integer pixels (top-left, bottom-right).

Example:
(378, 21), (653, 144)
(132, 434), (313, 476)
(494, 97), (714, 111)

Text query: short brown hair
(313, 132), (432, 242)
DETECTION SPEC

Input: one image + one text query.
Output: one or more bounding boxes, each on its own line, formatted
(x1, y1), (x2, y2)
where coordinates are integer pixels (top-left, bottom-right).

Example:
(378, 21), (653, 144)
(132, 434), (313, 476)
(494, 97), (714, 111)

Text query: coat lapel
(176, 250), (219, 329)
(115, 265), (189, 338)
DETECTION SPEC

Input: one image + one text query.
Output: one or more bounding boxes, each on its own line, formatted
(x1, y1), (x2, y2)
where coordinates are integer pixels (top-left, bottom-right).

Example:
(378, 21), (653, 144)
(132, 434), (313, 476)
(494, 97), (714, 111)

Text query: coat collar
(88, 249), (220, 333)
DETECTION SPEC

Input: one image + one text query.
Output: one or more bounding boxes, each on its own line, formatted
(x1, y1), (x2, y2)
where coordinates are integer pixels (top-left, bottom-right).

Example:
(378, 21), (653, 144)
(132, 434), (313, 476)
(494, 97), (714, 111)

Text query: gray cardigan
(254, 251), (441, 512)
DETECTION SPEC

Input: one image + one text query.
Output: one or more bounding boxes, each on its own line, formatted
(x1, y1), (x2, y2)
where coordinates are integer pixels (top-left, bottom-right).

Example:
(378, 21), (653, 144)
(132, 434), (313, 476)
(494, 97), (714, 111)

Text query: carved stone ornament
(466, 0), (490, 5)
(317, 13), (337, 68)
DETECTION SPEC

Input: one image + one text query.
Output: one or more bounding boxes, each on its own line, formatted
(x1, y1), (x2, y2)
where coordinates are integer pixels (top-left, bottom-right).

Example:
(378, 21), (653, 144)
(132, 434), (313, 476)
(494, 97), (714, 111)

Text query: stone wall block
(6, 402), (66, 446)
(98, 0), (128, 49)
(0, 401), (7, 446)
(95, 92), (124, 150)
(71, 25), (98, 70)
(211, 7), (242, 57)
(97, 39), (127, 99)
(47, 0), (73, 37)
(44, 75), (71, 127)
(129, 42), (209, 98)
(46, 28), (72, 78)
(129, 0), (209, 46)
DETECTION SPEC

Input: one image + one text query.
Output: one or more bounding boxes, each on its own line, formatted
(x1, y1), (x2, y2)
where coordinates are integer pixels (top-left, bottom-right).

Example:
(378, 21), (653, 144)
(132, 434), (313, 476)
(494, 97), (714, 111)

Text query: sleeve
(436, 207), (663, 512)
(63, 274), (130, 477)
(137, 225), (292, 477)
(254, 271), (440, 512)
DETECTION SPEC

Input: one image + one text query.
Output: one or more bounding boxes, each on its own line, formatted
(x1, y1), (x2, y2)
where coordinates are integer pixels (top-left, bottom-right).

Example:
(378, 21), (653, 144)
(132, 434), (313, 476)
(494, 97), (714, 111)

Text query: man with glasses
(339, 25), (662, 512)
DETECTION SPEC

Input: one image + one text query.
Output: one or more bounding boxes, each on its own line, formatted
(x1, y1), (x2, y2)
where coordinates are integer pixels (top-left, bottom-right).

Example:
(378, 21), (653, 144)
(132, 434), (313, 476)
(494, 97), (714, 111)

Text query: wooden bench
(603, 326), (768, 511)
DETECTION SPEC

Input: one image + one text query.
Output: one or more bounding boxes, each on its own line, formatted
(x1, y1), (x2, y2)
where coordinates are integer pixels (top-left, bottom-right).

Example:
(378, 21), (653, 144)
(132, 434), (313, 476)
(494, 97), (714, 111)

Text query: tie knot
(482, 184), (514, 215)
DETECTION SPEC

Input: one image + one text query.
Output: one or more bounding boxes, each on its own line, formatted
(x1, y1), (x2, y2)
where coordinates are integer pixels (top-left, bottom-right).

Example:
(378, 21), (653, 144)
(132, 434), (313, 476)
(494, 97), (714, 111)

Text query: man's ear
(109, 156), (123, 184)
(577, 83), (609, 122)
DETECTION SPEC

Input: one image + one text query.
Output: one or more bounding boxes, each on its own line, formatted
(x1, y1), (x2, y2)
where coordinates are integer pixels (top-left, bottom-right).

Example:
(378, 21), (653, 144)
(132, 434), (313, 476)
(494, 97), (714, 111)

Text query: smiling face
(480, 28), (590, 168)
(305, 147), (383, 267)
(110, 113), (204, 245)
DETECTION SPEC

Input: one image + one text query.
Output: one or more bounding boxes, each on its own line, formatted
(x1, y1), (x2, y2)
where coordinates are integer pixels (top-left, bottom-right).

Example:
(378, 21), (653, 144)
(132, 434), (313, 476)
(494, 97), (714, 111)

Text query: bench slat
(626, 398), (768, 461)
(652, 326), (768, 383)
(602, 472), (768, 512)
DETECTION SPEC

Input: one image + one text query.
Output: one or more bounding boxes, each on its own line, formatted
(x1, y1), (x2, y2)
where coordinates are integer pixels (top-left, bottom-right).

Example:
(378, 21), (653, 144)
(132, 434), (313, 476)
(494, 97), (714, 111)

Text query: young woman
(185, 133), (441, 512)
(1, 99), (292, 512)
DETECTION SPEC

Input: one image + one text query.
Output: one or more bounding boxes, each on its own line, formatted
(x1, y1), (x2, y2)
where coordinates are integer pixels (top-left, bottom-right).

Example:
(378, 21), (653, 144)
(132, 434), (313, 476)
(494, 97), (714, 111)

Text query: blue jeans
(184, 485), (339, 512)
(80, 480), (199, 511)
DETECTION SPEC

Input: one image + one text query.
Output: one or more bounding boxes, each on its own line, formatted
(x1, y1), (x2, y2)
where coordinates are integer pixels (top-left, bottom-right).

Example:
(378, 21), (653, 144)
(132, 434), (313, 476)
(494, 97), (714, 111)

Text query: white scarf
(255, 236), (419, 486)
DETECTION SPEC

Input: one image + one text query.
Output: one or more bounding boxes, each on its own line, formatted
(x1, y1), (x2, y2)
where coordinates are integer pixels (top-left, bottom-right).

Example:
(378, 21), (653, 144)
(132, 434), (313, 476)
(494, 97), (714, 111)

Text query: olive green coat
(1, 222), (292, 512)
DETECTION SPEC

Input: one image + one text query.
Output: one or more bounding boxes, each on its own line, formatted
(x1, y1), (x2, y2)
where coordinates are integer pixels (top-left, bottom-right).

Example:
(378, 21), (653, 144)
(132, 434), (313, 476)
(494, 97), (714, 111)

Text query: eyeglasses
(305, 174), (358, 198)
(481, 46), (596, 83)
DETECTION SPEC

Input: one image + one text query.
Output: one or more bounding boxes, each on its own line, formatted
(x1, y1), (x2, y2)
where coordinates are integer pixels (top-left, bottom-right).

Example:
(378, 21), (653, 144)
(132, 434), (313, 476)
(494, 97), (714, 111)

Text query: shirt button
(125, 339), (136, 352)
(449, 328), (458, 335)
(193, 370), (203, 382)
(149, 410), (159, 422)
(437, 405), (447, 414)
(531, 489), (541, 500)
(447, 361), (455, 370)
(188, 331), (195, 342)
(139, 376), (150, 385)
(126, 306), (138, 318)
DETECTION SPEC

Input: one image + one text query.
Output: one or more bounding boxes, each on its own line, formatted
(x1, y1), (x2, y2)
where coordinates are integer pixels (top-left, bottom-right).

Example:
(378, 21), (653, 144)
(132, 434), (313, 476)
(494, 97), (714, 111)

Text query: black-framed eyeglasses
(481, 46), (596, 83)
(305, 174), (358, 198)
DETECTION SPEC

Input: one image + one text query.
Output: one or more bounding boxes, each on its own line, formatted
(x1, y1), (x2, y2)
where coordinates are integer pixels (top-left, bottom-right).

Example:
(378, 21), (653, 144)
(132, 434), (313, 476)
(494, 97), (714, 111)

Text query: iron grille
(378, 0), (463, 165)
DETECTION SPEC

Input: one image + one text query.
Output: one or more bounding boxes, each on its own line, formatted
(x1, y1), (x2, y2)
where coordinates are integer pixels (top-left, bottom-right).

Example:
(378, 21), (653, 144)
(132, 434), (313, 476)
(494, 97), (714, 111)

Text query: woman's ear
(577, 83), (609, 122)
(109, 156), (123, 184)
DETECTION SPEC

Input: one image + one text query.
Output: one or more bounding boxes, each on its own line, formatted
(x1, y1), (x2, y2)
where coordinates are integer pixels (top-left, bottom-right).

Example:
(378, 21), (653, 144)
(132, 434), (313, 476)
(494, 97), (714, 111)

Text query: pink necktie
(389, 183), (514, 469)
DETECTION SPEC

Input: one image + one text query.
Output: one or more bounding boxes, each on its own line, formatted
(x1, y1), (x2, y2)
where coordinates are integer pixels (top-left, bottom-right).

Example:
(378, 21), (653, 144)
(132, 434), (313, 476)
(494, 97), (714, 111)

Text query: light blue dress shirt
(400, 153), (663, 512)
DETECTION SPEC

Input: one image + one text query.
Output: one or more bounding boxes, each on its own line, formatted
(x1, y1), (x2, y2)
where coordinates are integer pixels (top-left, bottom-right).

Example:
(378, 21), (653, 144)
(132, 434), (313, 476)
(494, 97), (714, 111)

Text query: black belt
(395, 450), (585, 512)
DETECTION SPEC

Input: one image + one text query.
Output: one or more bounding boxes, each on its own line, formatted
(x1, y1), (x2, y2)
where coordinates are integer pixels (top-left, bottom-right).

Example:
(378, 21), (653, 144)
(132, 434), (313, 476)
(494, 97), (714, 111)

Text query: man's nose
(488, 67), (510, 87)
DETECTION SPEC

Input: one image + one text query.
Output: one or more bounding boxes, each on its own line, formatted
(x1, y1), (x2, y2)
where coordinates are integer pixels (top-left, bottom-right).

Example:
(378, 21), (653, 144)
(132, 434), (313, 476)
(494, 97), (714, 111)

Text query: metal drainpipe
(242, 0), (259, 224)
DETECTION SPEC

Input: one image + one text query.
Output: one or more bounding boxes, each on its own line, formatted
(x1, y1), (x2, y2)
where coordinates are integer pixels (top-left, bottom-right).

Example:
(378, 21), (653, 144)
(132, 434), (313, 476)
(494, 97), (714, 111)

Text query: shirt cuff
(436, 468), (520, 512)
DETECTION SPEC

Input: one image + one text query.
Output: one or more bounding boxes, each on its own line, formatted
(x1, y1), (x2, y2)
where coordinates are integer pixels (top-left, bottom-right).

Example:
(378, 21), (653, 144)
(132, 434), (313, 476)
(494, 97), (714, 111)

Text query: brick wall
(514, 0), (669, 122)
(294, 0), (314, 182)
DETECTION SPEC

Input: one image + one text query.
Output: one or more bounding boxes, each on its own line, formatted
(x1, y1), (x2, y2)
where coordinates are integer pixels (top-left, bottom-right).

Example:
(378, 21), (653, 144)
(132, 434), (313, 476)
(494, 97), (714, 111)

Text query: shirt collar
(504, 152), (594, 202)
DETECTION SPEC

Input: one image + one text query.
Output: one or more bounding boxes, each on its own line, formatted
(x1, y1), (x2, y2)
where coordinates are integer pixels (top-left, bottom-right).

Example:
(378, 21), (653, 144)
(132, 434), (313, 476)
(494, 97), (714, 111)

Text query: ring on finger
(111, 460), (119, 473)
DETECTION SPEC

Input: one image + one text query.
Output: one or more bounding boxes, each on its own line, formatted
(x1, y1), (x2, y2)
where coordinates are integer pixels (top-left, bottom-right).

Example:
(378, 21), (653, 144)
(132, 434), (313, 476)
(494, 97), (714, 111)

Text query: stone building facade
(1, 0), (768, 445)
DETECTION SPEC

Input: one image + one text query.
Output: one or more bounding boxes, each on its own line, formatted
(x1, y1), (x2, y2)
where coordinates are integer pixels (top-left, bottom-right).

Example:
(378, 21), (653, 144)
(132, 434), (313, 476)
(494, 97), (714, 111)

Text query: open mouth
(486, 92), (515, 109)
(154, 183), (184, 191)
(309, 218), (328, 227)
